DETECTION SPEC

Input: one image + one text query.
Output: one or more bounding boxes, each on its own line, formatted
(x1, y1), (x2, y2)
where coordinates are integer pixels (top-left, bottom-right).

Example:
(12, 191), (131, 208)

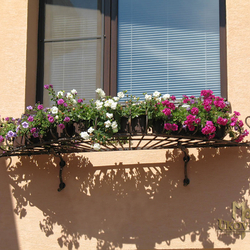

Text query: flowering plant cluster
(0, 86), (248, 152)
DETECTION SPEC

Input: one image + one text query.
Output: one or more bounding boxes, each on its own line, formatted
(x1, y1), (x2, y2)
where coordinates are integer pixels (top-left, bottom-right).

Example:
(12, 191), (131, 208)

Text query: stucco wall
(1, 1), (250, 250)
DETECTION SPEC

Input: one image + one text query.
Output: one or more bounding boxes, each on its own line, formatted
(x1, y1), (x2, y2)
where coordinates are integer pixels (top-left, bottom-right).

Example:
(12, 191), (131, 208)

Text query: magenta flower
(78, 99), (83, 103)
(217, 117), (228, 126)
(0, 135), (4, 142)
(44, 85), (49, 89)
(57, 99), (64, 105)
(58, 123), (65, 130)
(27, 116), (34, 122)
(195, 118), (201, 124)
(164, 123), (172, 131)
(64, 117), (70, 123)
(37, 104), (43, 110)
(191, 107), (199, 115)
(30, 128), (37, 134)
(234, 111), (240, 117)
(170, 96), (176, 101)
(204, 105), (211, 112)
(63, 103), (68, 107)
(172, 124), (178, 131)
(162, 108), (171, 116)
(48, 116), (54, 123)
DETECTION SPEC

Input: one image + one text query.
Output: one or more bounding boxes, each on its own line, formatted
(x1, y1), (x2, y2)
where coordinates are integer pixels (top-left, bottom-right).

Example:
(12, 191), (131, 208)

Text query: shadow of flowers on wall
(6, 146), (250, 250)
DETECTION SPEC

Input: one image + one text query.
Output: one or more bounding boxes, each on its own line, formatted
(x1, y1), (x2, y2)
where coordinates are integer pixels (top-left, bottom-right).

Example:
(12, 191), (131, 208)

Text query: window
(37, 0), (227, 104)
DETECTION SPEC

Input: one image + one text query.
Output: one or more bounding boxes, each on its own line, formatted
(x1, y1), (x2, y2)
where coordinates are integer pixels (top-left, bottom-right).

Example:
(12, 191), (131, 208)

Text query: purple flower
(5, 117), (9, 121)
(63, 103), (68, 107)
(57, 99), (64, 105)
(33, 132), (39, 138)
(7, 131), (16, 138)
(22, 122), (29, 128)
(48, 116), (54, 123)
(64, 117), (70, 123)
(58, 123), (65, 130)
(27, 116), (34, 122)
(26, 106), (33, 111)
(0, 135), (4, 142)
(37, 104), (43, 110)
(44, 85), (49, 89)
(78, 99), (83, 103)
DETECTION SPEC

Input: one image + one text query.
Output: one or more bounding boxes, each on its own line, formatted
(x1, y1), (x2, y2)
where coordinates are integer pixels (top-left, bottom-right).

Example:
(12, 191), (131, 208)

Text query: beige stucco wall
(1, 1), (250, 250)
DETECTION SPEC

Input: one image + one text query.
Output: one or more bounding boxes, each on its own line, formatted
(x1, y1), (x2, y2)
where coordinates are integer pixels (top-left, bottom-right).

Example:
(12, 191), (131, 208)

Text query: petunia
(22, 122), (29, 128)
(80, 132), (90, 140)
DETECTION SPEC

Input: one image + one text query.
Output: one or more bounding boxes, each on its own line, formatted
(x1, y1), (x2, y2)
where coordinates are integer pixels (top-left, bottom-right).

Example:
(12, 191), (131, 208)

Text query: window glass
(43, 0), (103, 105)
(117, 0), (221, 98)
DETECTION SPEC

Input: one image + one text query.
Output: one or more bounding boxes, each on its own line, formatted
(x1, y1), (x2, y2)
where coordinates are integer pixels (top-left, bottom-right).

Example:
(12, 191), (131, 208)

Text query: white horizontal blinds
(118, 0), (221, 99)
(43, 0), (102, 106)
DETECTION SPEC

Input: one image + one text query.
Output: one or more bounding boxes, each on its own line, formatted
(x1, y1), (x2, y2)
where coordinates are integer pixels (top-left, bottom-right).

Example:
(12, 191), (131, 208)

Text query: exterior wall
(0, 1), (250, 250)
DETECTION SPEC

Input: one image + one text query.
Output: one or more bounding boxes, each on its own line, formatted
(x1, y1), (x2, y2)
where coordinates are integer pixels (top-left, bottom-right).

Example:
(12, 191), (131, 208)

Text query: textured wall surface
(0, 1), (250, 250)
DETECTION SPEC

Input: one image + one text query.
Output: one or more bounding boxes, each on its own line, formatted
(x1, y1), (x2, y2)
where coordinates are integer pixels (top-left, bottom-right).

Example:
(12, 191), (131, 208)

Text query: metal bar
(44, 36), (102, 43)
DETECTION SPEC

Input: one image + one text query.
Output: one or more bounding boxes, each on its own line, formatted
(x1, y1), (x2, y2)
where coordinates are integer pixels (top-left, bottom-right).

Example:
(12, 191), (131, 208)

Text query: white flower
(182, 104), (190, 109)
(71, 89), (77, 95)
(71, 99), (77, 105)
(66, 92), (73, 99)
(111, 121), (118, 130)
(111, 101), (118, 110)
(95, 88), (106, 98)
(162, 94), (170, 100)
(93, 143), (101, 151)
(51, 106), (58, 114)
(156, 97), (162, 102)
(113, 97), (120, 101)
(80, 131), (90, 140)
(87, 127), (94, 134)
(55, 115), (59, 120)
(57, 91), (64, 97)
(145, 94), (152, 101)
(153, 91), (161, 98)
(106, 113), (113, 119)
(95, 100), (103, 110)
(104, 99), (113, 108)
(104, 120), (111, 128)
(117, 92), (125, 99)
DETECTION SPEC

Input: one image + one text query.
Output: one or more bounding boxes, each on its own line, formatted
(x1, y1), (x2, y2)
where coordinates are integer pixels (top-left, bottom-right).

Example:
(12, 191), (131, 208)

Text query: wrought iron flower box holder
(1, 119), (250, 192)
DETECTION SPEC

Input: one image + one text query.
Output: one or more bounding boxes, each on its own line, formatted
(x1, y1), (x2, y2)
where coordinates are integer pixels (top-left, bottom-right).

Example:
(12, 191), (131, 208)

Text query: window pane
(43, 0), (103, 106)
(117, 0), (221, 98)
(45, 0), (102, 40)
(43, 39), (102, 105)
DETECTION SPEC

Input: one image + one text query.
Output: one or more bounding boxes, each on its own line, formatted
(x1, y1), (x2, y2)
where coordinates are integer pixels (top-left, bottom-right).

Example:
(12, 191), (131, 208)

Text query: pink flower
(37, 104), (43, 110)
(162, 108), (171, 116)
(30, 128), (37, 134)
(33, 132), (39, 138)
(27, 116), (34, 122)
(188, 125), (195, 131)
(195, 118), (201, 124)
(208, 134), (215, 140)
(238, 120), (244, 127)
(204, 105), (211, 112)
(57, 99), (64, 105)
(63, 103), (68, 107)
(217, 117), (228, 126)
(234, 111), (240, 117)
(64, 117), (70, 123)
(58, 123), (65, 129)
(170, 96), (176, 101)
(44, 85), (49, 89)
(78, 99), (83, 103)
(191, 107), (199, 115)
(164, 123), (172, 131)
(48, 116), (54, 123)
(172, 124), (178, 131)
(0, 135), (4, 142)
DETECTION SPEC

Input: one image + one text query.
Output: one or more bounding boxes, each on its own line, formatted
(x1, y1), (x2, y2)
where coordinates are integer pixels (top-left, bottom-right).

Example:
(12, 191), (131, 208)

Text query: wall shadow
(5, 146), (250, 250)
(0, 158), (19, 250)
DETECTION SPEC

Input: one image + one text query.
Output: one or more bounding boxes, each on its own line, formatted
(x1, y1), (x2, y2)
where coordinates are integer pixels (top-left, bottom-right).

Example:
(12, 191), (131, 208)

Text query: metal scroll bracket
(51, 150), (66, 192)
(178, 143), (190, 186)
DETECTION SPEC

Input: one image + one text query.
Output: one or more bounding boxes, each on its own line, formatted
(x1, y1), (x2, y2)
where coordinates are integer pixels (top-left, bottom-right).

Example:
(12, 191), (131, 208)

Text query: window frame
(36, 0), (227, 102)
